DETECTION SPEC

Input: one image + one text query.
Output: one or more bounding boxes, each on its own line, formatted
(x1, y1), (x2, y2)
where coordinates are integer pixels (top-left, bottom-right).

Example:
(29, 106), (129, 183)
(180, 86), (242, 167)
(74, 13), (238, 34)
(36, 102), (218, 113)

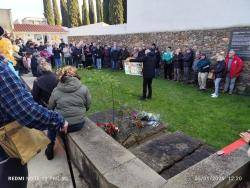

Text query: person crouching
(45, 66), (92, 160)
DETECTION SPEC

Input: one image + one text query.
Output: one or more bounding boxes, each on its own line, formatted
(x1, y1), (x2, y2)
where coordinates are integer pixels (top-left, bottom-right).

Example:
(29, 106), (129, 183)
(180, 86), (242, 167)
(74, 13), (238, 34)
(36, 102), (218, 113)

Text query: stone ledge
(68, 118), (167, 188)
(162, 145), (250, 188)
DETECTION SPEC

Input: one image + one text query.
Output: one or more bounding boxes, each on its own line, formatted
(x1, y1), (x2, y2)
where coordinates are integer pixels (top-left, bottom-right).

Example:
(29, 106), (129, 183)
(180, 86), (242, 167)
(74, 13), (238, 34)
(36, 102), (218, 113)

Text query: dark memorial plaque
(229, 29), (250, 61)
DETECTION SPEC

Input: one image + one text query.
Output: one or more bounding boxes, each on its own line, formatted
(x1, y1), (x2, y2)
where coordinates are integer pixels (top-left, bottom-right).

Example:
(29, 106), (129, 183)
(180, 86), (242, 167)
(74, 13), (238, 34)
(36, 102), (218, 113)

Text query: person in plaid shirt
(0, 60), (68, 187)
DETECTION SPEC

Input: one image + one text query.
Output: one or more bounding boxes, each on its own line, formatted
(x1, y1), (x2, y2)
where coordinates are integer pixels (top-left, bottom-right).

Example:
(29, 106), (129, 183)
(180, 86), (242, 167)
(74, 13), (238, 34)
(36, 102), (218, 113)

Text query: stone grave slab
(130, 131), (203, 173)
(160, 145), (215, 180)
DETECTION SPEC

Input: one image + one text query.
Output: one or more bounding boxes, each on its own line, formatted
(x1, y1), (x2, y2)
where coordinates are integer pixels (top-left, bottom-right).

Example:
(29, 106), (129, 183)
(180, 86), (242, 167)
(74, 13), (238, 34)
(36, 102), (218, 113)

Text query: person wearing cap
(211, 54), (225, 98)
(197, 53), (210, 90)
(223, 50), (244, 94)
(0, 58), (68, 187)
(0, 26), (16, 66)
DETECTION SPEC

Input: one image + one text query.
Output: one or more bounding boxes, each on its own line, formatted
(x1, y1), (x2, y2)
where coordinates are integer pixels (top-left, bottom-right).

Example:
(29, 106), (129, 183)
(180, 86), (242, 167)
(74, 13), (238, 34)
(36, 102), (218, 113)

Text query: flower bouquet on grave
(131, 111), (161, 128)
(96, 122), (120, 138)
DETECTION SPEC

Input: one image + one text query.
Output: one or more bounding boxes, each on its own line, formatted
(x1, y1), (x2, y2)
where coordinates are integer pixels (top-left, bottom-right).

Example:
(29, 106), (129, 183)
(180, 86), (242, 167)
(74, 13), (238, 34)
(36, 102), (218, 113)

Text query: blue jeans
(65, 57), (72, 65)
(214, 78), (222, 96)
(183, 67), (190, 82)
(224, 75), (236, 93)
(96, 58), (102, 69)
(92, 56), (96, 68)
(112, 60), (118, 70)
(155, 68), (160, 77)
(47, 122), (84, 144)
(55, 58), (62, 70)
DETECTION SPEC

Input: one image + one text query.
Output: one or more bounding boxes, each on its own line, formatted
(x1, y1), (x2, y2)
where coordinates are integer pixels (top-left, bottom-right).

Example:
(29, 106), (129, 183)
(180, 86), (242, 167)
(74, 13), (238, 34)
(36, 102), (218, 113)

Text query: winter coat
(172, 53), (183, 69)
(197, 59), (210, 73)
(48, 77), (91, 125)
(155, 51), (161, 68)
(53, 48), (61, 59)
(31, 56), (39, 77)
(94, 48), (103, 59)
(183, 52), (194, 67)
(192, 59), (200, 72)
(103, 48), (110, 58)
(120, 49), (130, 60)
(214, 60), (225, 79)
(110, 48), (120, 61)
(225, 55), (244, 78)
(142, 52), (157, 78)
(161, 51), (173, 63)
(72, 48), (82, 59)
(32, 71), (58, 106)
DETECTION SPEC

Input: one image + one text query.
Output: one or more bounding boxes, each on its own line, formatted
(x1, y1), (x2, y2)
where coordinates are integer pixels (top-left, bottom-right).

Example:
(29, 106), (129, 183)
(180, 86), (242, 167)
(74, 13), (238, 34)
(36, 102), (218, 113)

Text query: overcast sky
(0, 0), (93, 21)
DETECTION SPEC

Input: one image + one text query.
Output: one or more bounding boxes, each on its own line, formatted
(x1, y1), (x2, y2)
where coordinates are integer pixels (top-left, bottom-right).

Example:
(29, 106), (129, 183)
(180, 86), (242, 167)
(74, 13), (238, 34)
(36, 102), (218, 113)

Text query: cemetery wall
(69, 27), (250, 95)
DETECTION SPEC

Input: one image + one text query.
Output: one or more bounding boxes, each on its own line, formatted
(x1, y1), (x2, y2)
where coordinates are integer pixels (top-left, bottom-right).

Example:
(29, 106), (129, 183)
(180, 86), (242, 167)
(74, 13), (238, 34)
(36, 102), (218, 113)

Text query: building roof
(13, 24), (67, 33)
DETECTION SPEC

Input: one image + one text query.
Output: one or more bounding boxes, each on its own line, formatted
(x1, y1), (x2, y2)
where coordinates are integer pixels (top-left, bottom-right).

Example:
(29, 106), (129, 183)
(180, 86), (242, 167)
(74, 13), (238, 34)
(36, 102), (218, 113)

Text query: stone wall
(68, 27), (250, 95)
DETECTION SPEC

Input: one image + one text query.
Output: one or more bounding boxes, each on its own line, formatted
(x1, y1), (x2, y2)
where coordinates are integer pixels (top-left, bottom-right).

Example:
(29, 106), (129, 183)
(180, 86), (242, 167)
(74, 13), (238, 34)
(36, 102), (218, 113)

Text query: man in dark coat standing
(140, 49), (157, 100)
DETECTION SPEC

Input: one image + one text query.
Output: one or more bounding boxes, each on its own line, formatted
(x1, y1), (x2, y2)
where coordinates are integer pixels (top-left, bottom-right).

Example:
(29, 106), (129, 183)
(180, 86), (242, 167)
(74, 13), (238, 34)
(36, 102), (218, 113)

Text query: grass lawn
(78, 69), (250, 149)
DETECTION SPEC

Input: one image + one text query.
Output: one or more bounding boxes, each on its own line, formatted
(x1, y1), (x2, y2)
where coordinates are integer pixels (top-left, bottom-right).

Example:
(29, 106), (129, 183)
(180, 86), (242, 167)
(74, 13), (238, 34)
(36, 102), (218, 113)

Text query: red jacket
(225, 54), (244, 78)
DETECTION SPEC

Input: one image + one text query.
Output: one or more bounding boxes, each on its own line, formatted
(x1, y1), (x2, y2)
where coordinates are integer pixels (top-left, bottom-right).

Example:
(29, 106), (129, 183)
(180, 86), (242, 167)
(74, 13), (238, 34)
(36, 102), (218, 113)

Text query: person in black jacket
(32, 62), (58, 107)
(31, 51), (40, 77)
(120, 47), (130, 70)
(72, 45), (82, 68)
(140, 49), (156, 100)
(197, 53), (210, 90)
(95, 44), (103, 69)
(154, 48), (161, 78)
(211, 54), (225, 98)
(52, 45), (62, 70)
(183, 48), (194, 83)
(173, 48), (183, 81)
(110, 43), (120, 70)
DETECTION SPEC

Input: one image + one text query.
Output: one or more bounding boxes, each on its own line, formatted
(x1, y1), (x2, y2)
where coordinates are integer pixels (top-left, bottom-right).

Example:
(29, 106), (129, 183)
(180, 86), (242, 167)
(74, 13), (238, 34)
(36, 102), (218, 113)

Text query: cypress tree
(68, 0), (82, 27)
(103, 0), (109, 24)
(82, 0), (90, 25)
(52, 0), (61, 25)
(96, 0), (103, 23)
(43, 0), (55, 25)
(123, 0), (127, 23)
(89, 0), (96, 24)
(60, 0), (70, 27)
(109, 0), (124, 25)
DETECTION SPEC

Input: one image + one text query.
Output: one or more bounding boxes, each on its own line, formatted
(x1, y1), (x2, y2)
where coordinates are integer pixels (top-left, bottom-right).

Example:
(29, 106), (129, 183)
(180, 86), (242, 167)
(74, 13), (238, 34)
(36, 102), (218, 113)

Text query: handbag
(208, 71), (215, 80)
(0, 121), (50, 165)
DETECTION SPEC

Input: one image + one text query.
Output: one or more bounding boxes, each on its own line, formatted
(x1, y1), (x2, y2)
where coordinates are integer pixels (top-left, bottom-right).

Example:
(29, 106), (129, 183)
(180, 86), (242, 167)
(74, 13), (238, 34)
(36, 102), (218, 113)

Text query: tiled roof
(13, 24), (67, 33)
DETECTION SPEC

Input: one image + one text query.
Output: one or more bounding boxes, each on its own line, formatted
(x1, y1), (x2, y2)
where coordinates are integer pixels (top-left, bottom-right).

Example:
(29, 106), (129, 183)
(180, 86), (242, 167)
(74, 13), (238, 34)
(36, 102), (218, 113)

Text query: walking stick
(61, 133), (76, 188)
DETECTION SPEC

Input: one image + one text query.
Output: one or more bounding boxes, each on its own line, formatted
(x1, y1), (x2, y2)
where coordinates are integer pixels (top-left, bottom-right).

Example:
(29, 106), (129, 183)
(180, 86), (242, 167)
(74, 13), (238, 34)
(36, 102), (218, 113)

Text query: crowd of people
(10, 37), (244, 99)
(12, 39), (130, 74)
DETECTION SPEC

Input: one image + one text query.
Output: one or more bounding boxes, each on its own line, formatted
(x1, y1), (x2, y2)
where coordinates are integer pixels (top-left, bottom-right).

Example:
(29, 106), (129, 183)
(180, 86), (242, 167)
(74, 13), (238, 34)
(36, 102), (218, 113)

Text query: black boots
(45, 143), (54, 160)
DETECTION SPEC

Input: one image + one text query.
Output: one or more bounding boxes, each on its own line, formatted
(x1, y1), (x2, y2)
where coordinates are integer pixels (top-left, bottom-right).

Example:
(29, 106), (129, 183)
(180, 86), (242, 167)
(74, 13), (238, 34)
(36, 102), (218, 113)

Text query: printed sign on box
(124, 60), (143, 76)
